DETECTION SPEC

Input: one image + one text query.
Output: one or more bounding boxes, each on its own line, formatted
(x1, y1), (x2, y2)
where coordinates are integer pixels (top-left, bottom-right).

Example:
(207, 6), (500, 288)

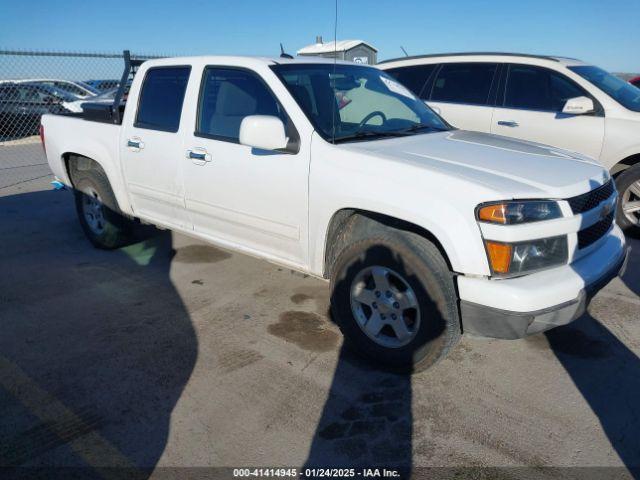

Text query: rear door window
(385, 64), (437, 98)
(430, 62), (498, 105)
(135, 66), (191, 132)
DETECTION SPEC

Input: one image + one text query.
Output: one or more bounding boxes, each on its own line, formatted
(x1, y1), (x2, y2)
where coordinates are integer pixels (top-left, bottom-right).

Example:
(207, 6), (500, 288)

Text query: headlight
(477, 200), (562, 224)
(484, 236), (568, 277)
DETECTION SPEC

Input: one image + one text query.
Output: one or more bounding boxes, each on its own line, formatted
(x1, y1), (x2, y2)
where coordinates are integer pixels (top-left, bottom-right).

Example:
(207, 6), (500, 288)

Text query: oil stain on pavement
(268, 311), (339, 353)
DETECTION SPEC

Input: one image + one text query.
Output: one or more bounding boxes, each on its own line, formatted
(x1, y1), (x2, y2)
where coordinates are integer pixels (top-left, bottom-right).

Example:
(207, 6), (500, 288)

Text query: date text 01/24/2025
(232, 468), (402, 478)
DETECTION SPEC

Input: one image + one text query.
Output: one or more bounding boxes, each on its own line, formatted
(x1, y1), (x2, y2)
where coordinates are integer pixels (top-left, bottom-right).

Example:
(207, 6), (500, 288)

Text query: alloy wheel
(622, 180), (640, 226)
(82, 187), (106, 235)
(350, 265), (421, 348)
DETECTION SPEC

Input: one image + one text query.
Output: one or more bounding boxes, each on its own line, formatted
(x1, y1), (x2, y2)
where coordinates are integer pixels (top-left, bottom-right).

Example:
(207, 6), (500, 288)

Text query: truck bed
(41, 113), (131, 214)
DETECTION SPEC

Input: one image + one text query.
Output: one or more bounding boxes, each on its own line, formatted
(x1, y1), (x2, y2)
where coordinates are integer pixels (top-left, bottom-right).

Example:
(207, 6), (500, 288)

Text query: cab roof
(140, 55), (360, 68)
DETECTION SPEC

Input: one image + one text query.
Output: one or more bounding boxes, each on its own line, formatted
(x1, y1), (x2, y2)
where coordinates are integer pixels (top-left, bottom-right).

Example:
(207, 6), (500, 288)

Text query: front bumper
(459, 232), (628, 339)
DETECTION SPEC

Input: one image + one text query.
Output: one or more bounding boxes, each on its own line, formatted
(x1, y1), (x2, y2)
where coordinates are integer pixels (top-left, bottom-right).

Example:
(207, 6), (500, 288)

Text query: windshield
(272, 63), (449, 143)
(569, 65), (640, 112)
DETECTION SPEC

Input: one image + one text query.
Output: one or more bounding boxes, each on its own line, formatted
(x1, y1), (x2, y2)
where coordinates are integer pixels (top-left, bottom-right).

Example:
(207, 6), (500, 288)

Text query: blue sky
(2, 0), (639, 72)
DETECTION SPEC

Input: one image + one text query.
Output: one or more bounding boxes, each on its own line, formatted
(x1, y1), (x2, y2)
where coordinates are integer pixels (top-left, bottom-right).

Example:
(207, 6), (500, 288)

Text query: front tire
(73, 169), (134, 249)
(615, 164), (640, 237)
(330, 225), (461, 373)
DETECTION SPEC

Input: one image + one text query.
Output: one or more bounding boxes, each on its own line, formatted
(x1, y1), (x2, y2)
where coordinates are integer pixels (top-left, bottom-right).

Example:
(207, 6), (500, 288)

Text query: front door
(182, 67), (309, 266)
(491, 64), (605, 160)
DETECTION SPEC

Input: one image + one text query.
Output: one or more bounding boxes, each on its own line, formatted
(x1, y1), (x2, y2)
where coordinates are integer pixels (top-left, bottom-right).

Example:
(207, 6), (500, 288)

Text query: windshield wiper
(398, 123), (448, 134)
(333, 123), (449, 144)
(333, 130), (411, 144)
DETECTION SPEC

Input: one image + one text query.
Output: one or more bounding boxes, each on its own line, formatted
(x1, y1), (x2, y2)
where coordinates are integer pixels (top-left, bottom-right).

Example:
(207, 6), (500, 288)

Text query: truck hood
(344, 130), (610, 199)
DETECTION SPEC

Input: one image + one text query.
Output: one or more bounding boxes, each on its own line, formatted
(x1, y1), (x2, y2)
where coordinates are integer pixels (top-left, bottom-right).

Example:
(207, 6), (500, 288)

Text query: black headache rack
(80, 50), (146, 125)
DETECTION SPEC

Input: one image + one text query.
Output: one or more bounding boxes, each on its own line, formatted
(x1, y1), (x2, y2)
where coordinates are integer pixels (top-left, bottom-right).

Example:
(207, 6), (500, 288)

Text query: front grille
(578, 211), (614, 249)
(567, 180), (614, 214)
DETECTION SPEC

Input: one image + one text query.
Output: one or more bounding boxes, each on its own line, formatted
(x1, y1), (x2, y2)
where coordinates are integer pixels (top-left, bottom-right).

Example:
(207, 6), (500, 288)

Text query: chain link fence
(0, 50), (166, 190)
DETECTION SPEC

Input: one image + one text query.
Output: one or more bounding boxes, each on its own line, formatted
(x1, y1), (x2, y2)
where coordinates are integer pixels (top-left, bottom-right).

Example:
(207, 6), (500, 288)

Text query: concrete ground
(0, 145), (639, 479)
(0, 138), (50, 189)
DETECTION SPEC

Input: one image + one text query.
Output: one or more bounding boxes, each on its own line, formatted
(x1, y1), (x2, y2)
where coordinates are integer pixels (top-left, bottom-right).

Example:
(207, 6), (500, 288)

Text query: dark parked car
(0, 83), (76, 138)
(7, 79), (100, 99)
(630, 76), (640, 88)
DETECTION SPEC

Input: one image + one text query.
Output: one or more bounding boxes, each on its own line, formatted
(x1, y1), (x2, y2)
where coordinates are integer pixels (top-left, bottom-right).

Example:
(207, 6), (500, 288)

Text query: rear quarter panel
(41, 114), (133, 215)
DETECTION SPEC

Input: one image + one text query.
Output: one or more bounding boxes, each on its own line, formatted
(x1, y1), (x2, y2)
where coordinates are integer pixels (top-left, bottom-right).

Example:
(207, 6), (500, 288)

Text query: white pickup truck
(42, 55), (628, 371)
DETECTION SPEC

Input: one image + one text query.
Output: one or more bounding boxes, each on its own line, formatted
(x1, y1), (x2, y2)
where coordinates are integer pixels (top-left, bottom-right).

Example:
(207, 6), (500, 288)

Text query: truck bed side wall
(41, 114), (133, 216)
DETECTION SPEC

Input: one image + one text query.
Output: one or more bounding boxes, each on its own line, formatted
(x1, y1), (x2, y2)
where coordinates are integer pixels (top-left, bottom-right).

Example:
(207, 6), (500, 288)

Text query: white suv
(379, 53), (640, 235)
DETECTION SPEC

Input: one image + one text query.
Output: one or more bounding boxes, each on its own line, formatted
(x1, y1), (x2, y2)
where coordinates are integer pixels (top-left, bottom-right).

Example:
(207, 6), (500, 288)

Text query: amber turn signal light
(485, 241), (513, 274)
(478, 204), (507, 224)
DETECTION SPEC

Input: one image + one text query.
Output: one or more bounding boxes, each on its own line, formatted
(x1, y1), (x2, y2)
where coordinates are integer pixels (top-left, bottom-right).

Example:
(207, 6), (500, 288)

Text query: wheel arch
(611, 153), (640, 177)
(63, 152), (106, 185)
(61, 152), (132, 216)
(322, 208), (456, 279)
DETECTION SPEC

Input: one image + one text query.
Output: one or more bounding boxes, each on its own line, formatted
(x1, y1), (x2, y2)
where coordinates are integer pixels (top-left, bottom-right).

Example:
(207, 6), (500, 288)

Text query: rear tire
(615, 164), (640, 238)
(330, 222), (460, 373)
(73, 168), (134, 249)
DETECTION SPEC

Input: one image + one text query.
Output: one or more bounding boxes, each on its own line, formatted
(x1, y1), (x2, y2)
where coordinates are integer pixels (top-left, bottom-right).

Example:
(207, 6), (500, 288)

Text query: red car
(630, 75), (640, 88)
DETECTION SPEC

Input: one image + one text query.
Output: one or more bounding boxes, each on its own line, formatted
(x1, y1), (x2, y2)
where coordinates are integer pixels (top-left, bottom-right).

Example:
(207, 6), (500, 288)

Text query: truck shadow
(304, 348), (413, 476)
(545, 315), (640, 478)
(304, 244), (448, 476)
(0, 189), (197, 478)
(545, 241), (640, 478)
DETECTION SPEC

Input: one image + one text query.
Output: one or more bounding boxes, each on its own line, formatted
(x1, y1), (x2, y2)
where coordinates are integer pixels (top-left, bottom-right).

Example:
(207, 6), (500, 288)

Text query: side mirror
(239, 115), (288, 151)
(562, 96), (594, 115)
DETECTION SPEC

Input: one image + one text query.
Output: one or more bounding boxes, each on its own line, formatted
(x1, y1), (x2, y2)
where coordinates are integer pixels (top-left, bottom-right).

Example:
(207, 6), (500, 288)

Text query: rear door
(425, 62), (499, 132)
(120, 66), (191, 229)
(182, 66), (309, 265)
(491, 64), (605, 159)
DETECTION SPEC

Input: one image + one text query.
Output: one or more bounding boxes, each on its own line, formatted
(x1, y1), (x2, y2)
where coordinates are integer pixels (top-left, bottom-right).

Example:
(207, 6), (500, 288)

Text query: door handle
(497, 120), (519, 127)
(186, 148), (212, 166)
(127, 137), (145, 151)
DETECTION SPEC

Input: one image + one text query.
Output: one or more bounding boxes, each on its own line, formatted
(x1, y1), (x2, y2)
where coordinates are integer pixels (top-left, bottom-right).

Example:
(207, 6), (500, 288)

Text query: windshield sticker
(381, 77), (415, 99)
